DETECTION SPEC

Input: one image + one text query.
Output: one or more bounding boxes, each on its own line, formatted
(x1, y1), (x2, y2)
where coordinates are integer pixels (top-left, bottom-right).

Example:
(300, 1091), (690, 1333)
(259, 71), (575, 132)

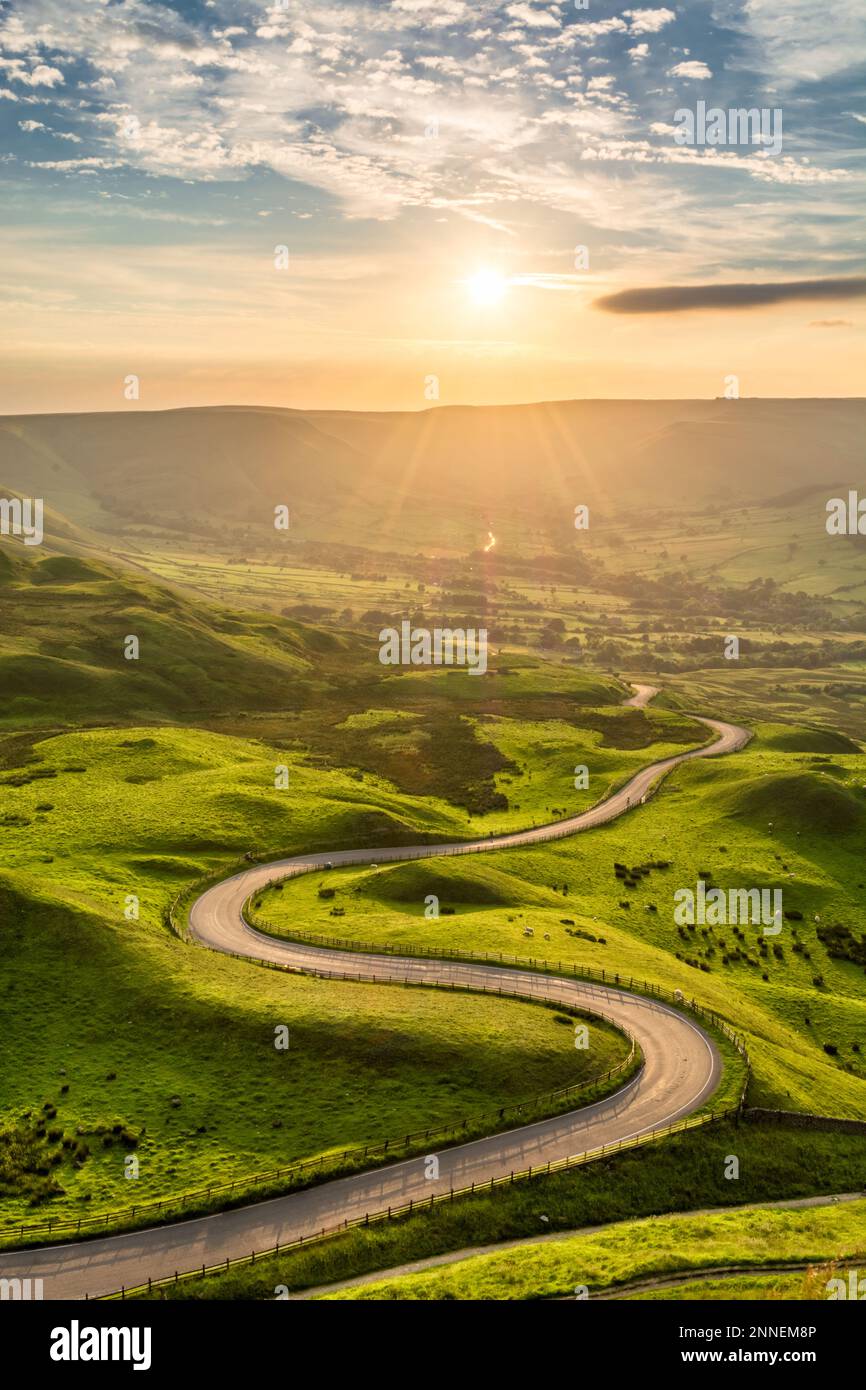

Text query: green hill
(757, 724), (862, 755)
(722, 771), (865, 836)
(0, 542), (367, 727)
(353, 859), (559, 910)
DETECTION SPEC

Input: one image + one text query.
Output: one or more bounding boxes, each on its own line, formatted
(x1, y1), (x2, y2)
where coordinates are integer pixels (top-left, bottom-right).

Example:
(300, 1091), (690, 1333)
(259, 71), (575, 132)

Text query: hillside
(0, 543), (365, 727)
(1, 401), (862, 554)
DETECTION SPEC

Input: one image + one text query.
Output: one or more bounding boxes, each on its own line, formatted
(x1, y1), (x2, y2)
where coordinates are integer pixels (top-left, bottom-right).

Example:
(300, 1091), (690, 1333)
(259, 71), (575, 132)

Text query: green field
(0, 878), (633, 1230)
(2, 415), (866, 1302)
(321, 1198), (866, 1300)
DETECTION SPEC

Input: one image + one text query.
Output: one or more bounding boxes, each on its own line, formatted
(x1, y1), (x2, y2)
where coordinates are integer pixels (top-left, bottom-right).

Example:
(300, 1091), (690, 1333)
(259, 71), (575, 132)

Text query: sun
(466, 268), (508, 306)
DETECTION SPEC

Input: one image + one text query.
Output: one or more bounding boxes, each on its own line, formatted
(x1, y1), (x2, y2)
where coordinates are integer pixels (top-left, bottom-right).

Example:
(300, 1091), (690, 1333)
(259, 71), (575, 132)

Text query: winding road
(0, 687), (751, 1300)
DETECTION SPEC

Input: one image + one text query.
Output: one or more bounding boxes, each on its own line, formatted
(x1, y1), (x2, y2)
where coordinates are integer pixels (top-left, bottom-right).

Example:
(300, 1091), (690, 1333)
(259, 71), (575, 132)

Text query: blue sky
(0, 0), (863, 410)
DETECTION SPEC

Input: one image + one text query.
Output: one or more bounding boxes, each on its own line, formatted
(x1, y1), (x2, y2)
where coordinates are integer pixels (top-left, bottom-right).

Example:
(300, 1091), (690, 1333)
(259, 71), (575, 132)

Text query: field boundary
(239, 914), (752, 1109)
(97, 1107), (742, 1301)
(96, 1108), (865, 1303)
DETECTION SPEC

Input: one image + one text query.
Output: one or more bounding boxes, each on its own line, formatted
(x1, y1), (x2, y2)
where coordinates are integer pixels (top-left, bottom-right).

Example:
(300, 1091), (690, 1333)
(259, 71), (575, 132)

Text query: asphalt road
(0, 688), (750, 1299)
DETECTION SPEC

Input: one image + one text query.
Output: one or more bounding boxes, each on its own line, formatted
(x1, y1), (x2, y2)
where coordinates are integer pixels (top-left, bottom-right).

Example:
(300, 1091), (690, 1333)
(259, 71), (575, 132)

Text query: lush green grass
(322, 1198), (866, 1300)
(0, 545), (363, 730)
(629, 1270), (829, 1300)
(0, 721), (471, 926)
(137, 1121), (866, 1299)
(255, 736), (866, 1118)
(0, 882), (629, 1230)
(4, 415), (866, 1306)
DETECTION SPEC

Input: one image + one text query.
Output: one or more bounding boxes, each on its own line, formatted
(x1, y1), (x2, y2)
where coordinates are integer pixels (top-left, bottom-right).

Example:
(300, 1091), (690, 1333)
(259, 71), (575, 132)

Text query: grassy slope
(256, 738), (866, 1118)
(0, 883), (629, 1228)
(631, 1271), (826, 1301)
(0, 723), (467, 926)
(138, 1121), (866, 1299)
(0, 544), (358, 730)
(323, 1199), (866, 1300)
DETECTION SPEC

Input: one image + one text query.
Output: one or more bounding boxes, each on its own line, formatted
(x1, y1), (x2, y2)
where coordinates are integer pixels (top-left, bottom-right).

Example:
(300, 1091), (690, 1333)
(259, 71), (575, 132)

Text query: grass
(0, 882), (630, 1232)
(135, 1120), (866, 1299)
(321, 1198), (866, 1300)
(3, 497), (866, 1299)
(0, 545), (361, 730)
(252, 731), (866, 1118)
(629, 1270), (829, 1300)
(0, 722), (474, 926)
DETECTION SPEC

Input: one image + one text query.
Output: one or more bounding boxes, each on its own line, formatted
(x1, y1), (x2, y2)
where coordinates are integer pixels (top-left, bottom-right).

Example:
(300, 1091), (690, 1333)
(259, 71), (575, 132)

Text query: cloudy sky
(0, 0), (863, 411)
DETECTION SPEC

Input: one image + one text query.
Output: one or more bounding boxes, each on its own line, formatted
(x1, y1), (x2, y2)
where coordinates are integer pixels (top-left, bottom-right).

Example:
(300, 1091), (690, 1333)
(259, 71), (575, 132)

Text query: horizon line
(2, 394), (865, 421)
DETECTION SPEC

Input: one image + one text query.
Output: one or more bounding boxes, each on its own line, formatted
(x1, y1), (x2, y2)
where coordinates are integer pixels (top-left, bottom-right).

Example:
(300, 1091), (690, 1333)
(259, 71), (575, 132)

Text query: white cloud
(715, 0), (866, 85)
(0, 59), (65, 87)
(668, 60), (712, 79)
(27, 156), (123, 171)
(1, 0), (860, 266)
(570, 18), (628, 40)
(624, 8), (676, 36)
(505, 4), (560, 28)
(391, 0), (470, 24)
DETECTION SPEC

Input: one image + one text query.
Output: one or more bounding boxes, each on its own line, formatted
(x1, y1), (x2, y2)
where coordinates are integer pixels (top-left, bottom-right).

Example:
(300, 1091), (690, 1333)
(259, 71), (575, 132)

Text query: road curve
(0, 691), (750, 1300)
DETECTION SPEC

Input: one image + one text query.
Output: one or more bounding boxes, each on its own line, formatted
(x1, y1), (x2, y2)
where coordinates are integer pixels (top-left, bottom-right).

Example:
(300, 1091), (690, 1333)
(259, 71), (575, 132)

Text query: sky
(0, 0), (864, 413)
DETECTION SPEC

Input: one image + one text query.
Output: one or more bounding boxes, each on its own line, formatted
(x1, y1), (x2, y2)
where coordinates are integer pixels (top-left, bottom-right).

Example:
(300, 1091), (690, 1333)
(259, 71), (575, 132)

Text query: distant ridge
(1, 398), (862, 543)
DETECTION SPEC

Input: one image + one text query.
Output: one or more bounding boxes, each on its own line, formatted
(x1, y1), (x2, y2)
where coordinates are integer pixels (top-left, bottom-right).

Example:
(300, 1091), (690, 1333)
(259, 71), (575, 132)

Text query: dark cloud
(594, 278), (866, 314)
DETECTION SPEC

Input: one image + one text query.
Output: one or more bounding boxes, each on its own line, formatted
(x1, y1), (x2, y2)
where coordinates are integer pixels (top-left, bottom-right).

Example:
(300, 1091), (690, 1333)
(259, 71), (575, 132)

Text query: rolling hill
(1, 400), (862, 554)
